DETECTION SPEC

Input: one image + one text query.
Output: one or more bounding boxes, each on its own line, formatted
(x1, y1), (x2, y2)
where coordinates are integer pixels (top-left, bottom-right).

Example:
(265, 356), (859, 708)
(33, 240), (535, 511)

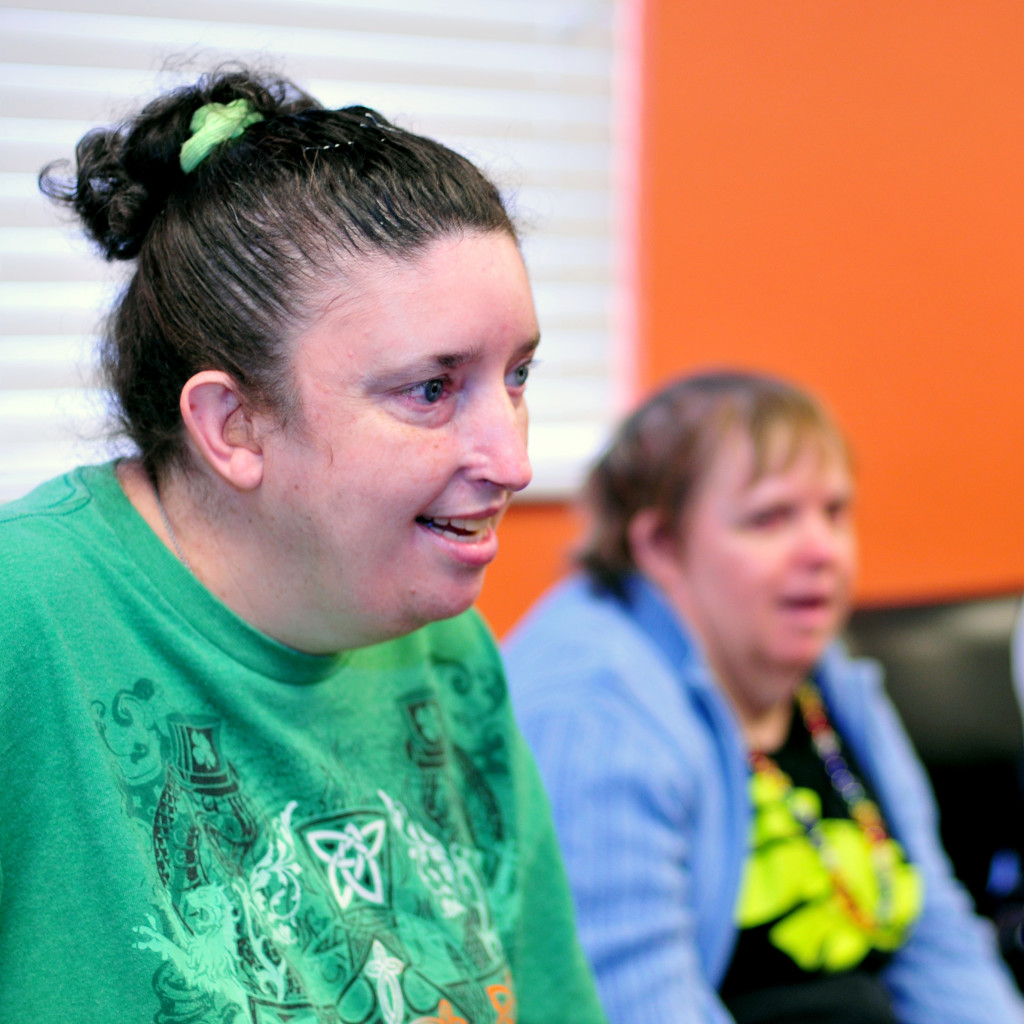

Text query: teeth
(422, 515), (494, 541)
(434, 516), (489, 531)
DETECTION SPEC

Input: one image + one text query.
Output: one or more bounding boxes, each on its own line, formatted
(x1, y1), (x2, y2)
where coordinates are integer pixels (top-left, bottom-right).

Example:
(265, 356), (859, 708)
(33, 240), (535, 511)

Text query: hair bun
(39, 67), (313, 261)
(39, 129), (159, 260)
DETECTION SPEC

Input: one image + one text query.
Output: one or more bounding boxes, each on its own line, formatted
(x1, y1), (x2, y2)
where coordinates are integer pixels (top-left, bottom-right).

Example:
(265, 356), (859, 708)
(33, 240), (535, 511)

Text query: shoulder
(0, 464), (114, 577)
(816, 641), (890, 731)
(504, 575), (667, 681)
(818, 639), (884, 688)
(504, 575), (718, 770)
(0, 467), (108, 616)
(0, 471), (97, 734)
(1, 465), (91, 535)
(504, 575), (695, 699)
(0, 465), (135, 677)
(505, 573), (629, 637)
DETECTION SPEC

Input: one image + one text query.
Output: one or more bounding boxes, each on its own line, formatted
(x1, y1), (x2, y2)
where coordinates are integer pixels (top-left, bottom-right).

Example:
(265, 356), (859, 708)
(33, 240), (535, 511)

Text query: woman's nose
(467, 391), (532, 493)
(797, 511), (845, 563)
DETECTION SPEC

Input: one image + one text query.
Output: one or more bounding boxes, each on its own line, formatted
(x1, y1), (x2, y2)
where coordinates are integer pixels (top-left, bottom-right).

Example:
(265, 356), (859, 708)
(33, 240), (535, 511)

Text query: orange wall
(478, 503), (582, 638)
(481, 0), (1024, 637)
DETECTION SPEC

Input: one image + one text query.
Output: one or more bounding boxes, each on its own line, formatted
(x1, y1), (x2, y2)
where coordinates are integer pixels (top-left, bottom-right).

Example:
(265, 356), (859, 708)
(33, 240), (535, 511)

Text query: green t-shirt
(0, 464), (606, 1024)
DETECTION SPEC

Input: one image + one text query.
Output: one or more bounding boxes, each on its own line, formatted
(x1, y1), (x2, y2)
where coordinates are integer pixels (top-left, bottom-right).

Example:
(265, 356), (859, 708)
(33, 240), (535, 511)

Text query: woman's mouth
(416, 515), (496, 543)
(781, 595), (829, 610)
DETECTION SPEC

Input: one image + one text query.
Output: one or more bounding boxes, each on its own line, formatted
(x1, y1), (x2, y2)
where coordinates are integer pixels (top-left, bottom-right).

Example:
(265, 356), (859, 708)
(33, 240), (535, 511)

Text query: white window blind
(0, 0), (629, 504)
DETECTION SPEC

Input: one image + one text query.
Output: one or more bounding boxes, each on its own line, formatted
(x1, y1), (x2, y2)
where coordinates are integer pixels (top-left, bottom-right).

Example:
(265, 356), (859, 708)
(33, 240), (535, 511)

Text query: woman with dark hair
(504, 370), (1023, 1024)
(0, 67), (607, 1024)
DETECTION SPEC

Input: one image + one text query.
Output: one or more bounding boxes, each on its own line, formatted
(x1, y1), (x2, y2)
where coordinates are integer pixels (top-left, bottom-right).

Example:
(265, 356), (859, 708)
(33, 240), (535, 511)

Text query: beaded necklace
(748, 681), (898, 931)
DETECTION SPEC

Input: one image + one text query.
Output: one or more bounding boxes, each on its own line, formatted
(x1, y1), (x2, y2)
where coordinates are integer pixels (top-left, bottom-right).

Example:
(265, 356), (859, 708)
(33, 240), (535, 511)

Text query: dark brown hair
(40, 66), (517, 477)
(578, 369), (851, 585)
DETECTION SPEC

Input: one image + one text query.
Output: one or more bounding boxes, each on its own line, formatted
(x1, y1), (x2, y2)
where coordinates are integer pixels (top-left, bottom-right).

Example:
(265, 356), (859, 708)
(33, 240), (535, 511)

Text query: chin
(781, 648), (830, 679)
(431, 592), (481, 624)
(411, 584), (483, 632)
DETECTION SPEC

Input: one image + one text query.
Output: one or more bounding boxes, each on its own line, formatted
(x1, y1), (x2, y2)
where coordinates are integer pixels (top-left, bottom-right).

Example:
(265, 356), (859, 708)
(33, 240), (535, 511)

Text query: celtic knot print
(365, 939), (406, 1024)
(306, 818), (386, 910)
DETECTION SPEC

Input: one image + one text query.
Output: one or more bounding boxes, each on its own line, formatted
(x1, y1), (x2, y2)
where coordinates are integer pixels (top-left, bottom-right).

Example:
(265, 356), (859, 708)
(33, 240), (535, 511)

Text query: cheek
(842, 536), (859, 579)
(712, 547), (773, 601)
(836, 547), (857, 609)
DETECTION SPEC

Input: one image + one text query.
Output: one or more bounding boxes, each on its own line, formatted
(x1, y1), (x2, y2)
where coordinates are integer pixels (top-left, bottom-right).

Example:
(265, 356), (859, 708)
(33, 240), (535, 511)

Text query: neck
(118, 459), (189, 563)
(118, 458), (234, 597)
(738, 700), (795, 753)
(710, 659), (802, 753)
(153, 478), (192, 572)
(117, 457), (358, 655)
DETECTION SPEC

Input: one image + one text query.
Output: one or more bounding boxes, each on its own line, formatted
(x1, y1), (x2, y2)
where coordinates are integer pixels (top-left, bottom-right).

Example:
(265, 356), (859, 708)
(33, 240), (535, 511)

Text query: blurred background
(3, 0), (1024, 981)
(0, 0), (628, 506)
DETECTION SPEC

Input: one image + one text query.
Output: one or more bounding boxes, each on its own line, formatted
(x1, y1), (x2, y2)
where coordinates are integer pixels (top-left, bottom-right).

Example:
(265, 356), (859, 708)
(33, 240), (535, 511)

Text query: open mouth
(416, 515), (495, 543)
(783, 596), (828, 608)
(779, 595), (836, 617)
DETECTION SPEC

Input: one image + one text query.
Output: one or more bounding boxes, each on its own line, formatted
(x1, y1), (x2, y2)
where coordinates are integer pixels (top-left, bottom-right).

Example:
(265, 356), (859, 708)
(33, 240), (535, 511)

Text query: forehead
(708, 424), (852, 496)
(290, 232), (538, 382)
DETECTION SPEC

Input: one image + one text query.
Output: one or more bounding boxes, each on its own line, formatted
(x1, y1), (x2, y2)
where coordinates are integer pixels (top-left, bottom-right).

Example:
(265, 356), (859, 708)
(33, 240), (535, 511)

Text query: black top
(718, 706), (899, 1024)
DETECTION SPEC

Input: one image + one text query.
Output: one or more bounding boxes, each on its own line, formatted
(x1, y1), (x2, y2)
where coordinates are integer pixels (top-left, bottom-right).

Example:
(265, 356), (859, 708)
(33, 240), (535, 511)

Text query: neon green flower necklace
(745, 682), (922, 953)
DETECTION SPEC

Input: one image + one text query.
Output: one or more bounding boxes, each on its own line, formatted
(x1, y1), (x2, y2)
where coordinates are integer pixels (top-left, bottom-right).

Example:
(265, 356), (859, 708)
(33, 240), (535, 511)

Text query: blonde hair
(578, 370), (851, 585)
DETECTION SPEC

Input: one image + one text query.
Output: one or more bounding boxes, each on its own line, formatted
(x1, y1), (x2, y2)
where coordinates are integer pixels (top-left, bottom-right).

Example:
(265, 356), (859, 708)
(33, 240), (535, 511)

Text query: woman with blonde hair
(505, 369), (1022, 1023)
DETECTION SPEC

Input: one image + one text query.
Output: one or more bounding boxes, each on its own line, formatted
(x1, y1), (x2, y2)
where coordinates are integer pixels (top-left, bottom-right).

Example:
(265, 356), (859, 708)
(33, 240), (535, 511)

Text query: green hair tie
(179, 99), (264, 173)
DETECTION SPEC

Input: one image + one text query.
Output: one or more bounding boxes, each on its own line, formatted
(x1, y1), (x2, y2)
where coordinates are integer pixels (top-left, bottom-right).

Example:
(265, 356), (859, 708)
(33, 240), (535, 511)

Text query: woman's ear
(180, 371), (265, 491)
(628, 507), (685, 591)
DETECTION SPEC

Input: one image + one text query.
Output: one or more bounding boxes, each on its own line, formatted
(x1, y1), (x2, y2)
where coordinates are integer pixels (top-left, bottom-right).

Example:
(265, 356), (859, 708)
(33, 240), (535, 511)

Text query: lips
(780, 595), (830, 609)
(777, 593), (844, 635)
(416, 514), (497, 543)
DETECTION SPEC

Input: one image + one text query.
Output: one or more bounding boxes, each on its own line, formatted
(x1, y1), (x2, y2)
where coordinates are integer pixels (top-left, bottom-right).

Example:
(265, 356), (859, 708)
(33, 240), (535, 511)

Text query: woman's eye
(419, 379), (446, 404)
(508, 362), (532, 388)
(826, 499), (851, 522)
(749, 506), (788, 528)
